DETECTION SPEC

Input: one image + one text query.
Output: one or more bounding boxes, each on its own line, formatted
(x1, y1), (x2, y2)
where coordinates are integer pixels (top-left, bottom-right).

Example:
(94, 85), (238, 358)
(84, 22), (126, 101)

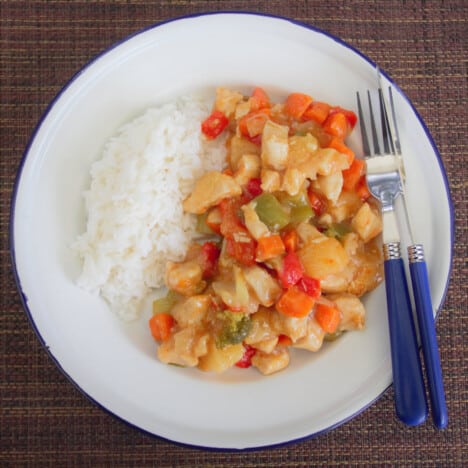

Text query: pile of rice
(73, 96), (227, 321)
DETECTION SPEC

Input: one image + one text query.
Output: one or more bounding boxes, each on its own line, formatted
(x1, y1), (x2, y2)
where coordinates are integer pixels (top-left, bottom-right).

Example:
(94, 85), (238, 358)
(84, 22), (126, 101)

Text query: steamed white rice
(73, 96), (227, 321)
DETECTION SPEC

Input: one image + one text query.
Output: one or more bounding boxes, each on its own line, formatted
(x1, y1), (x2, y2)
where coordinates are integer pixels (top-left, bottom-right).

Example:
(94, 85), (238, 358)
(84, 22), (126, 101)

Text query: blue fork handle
(408, 247), (448, 429)
(384, 253), (428, 426)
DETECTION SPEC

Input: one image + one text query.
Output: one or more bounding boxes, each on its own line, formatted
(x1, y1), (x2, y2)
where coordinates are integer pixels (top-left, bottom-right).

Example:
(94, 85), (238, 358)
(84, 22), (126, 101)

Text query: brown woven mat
(1, 0), (466, 465)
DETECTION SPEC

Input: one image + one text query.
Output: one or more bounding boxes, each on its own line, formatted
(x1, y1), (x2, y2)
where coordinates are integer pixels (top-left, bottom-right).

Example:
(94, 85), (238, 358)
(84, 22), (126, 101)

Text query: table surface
(1, 1), (466, 466)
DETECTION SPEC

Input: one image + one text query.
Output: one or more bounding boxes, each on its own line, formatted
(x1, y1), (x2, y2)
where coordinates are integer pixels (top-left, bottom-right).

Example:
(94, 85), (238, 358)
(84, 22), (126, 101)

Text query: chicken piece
(296, 221), (324, 244)
(251, 348), (290, 375)
(293, 317), (326, 351)
(312, 171), (343, 204)
(314, 148), (350, 176)
(253, 337), (279, 354)
(351, 202), (383, 242)
(198, 339), (245, 373)
(241, 202), (270, 240)
(288, 133), (319, 166)
(271, 312), (309, 342)
(328, 191), (363, 223)
(165, 260), (204, 296)
(261, 120), (289, 170)
(229, 135), (260, 171)
(298, 236), (349, 279)
(214, 87), (243, 118)
(242, 264), (282, 306)
(245, 307), (277, 346)
(281, 167), (307, 196)
(170, 295), (211, 328)
(329, 293), (366, 331)
(260, 168), (281, 192)
(234, 153), (261, 186)
(158, 327), (209, 367)
(183, 171), (242, 214)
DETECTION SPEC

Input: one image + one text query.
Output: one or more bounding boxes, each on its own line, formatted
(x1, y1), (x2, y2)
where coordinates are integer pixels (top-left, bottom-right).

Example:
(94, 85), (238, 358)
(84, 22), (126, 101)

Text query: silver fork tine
(378, 87), (394, 154)
(367, 90), (381, 155)
(356, 92), (371, 156)
(388, 87), (402, 154)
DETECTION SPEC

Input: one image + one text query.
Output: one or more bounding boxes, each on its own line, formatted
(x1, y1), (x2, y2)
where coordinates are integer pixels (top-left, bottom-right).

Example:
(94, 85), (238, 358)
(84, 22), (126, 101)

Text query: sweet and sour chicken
(149, 87), (383, 375)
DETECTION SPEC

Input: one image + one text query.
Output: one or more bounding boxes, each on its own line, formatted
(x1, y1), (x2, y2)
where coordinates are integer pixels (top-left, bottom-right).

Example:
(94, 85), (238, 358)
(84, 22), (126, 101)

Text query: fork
(357, 79), (428, 426)
(380, 78), (448, 430)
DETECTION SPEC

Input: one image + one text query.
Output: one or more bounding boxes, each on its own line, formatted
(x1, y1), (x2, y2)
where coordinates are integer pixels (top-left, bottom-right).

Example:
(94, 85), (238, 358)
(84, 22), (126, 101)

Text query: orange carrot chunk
(282, 229), (299, 253)
(323, 112), (349, 139)
(276, 285), (315, 318)
(302, 100), (331, 124)
(327, 136), (355, 165)
(342, 158), (365, 191)
(250, 87), (271, 110)
(284, 93), (313, 119)
(149, 313), (175, 341)
(256, 234), (285, 261)
(314, 303), (341, 333)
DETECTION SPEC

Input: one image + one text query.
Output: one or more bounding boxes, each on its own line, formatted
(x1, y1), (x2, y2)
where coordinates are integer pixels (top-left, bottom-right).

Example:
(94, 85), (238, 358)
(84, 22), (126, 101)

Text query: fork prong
(378, 87), (395, 154)
(389, 87), (402, 154)
(356, 92), (371, 157)
(367, 90), (381, 155)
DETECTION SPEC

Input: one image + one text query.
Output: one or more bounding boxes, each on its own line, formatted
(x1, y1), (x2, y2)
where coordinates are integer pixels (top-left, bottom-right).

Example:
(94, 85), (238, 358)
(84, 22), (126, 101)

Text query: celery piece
(324, 330), (345, 342)
(196, 212), (215, 235)
(325, 223), (351, 240)
(152, 290), (179, 315)
(254, 193), (290, 231)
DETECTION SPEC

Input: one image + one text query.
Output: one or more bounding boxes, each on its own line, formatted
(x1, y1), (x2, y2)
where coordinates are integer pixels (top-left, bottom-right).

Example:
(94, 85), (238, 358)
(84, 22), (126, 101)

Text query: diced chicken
(245, 307), (277, 345)
(271, 312), (309, 342)
(241, 202), (270, 240)
(198, 339), (245, 373)
(351, 202), (383, 242)
(183, 171), (242, 214)
(165, 260), (204, 296)
(296, 221), (324, 244)
(170, 295), (211, 327)
(158, 327), (209, 367)
(328, 191), (363, 223)
(260, 168), (281, 192)
(342, 232), (360, 256)
(293, 317), (326, 351)
(314, 148), (350, 176)
(229, 135), (260, 170)
(281, 167), (307, 196)
(234, 153), (261, 186)
(288, 133), (319, 166)
(251, 348), (290, 375)
(261, 120), (289, 170)
(214, 87), (243, 118)
(242, 264), (282, 306)
(253, 337), (279, 354)
(312, 171), (343, 204)
(329, 293), (366, 331)
(298, 236), (349, 279)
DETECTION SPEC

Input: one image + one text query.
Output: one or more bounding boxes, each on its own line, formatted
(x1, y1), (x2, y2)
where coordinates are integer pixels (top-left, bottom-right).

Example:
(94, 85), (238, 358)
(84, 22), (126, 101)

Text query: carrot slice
(276, 285), (315, 318)
(282, 229), (299, 253)
(327, 136), (355, 165)
(302, 101), (330, 124)
(342, 158), (365, 191)
(315, 303), (341, 333)
(284, 93), (313, 119)
(250, 87), (270, 111)
(256, 234), (285, 261)
(323, 112), (349, 139)
(149, 313), (175, 341)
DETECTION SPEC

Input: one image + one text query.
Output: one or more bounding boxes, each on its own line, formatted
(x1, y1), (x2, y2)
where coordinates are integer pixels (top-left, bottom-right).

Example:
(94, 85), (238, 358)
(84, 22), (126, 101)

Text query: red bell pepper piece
(200, 242), (220, 279)
(297, 275), (321, 299)
(279, 250), (304, 289)
(201, 110), (229, 140)
(235, 344), (257, 368)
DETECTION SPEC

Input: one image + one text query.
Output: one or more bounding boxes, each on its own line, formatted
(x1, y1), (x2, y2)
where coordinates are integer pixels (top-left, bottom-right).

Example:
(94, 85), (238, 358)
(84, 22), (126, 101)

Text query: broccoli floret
(216, 311), (252, 349)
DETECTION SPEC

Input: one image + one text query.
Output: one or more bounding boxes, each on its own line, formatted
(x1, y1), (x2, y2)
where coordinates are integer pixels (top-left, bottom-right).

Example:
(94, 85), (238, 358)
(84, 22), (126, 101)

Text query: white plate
(11, 13), (453, 449)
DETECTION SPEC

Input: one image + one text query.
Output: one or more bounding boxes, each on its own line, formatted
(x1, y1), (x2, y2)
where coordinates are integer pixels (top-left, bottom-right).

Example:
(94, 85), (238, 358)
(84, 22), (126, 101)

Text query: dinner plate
(11, 12), (453, 449)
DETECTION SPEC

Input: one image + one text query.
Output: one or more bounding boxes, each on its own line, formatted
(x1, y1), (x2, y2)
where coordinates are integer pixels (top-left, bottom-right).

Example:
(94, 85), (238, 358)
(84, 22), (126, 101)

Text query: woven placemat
(1, 1), (466, 466)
